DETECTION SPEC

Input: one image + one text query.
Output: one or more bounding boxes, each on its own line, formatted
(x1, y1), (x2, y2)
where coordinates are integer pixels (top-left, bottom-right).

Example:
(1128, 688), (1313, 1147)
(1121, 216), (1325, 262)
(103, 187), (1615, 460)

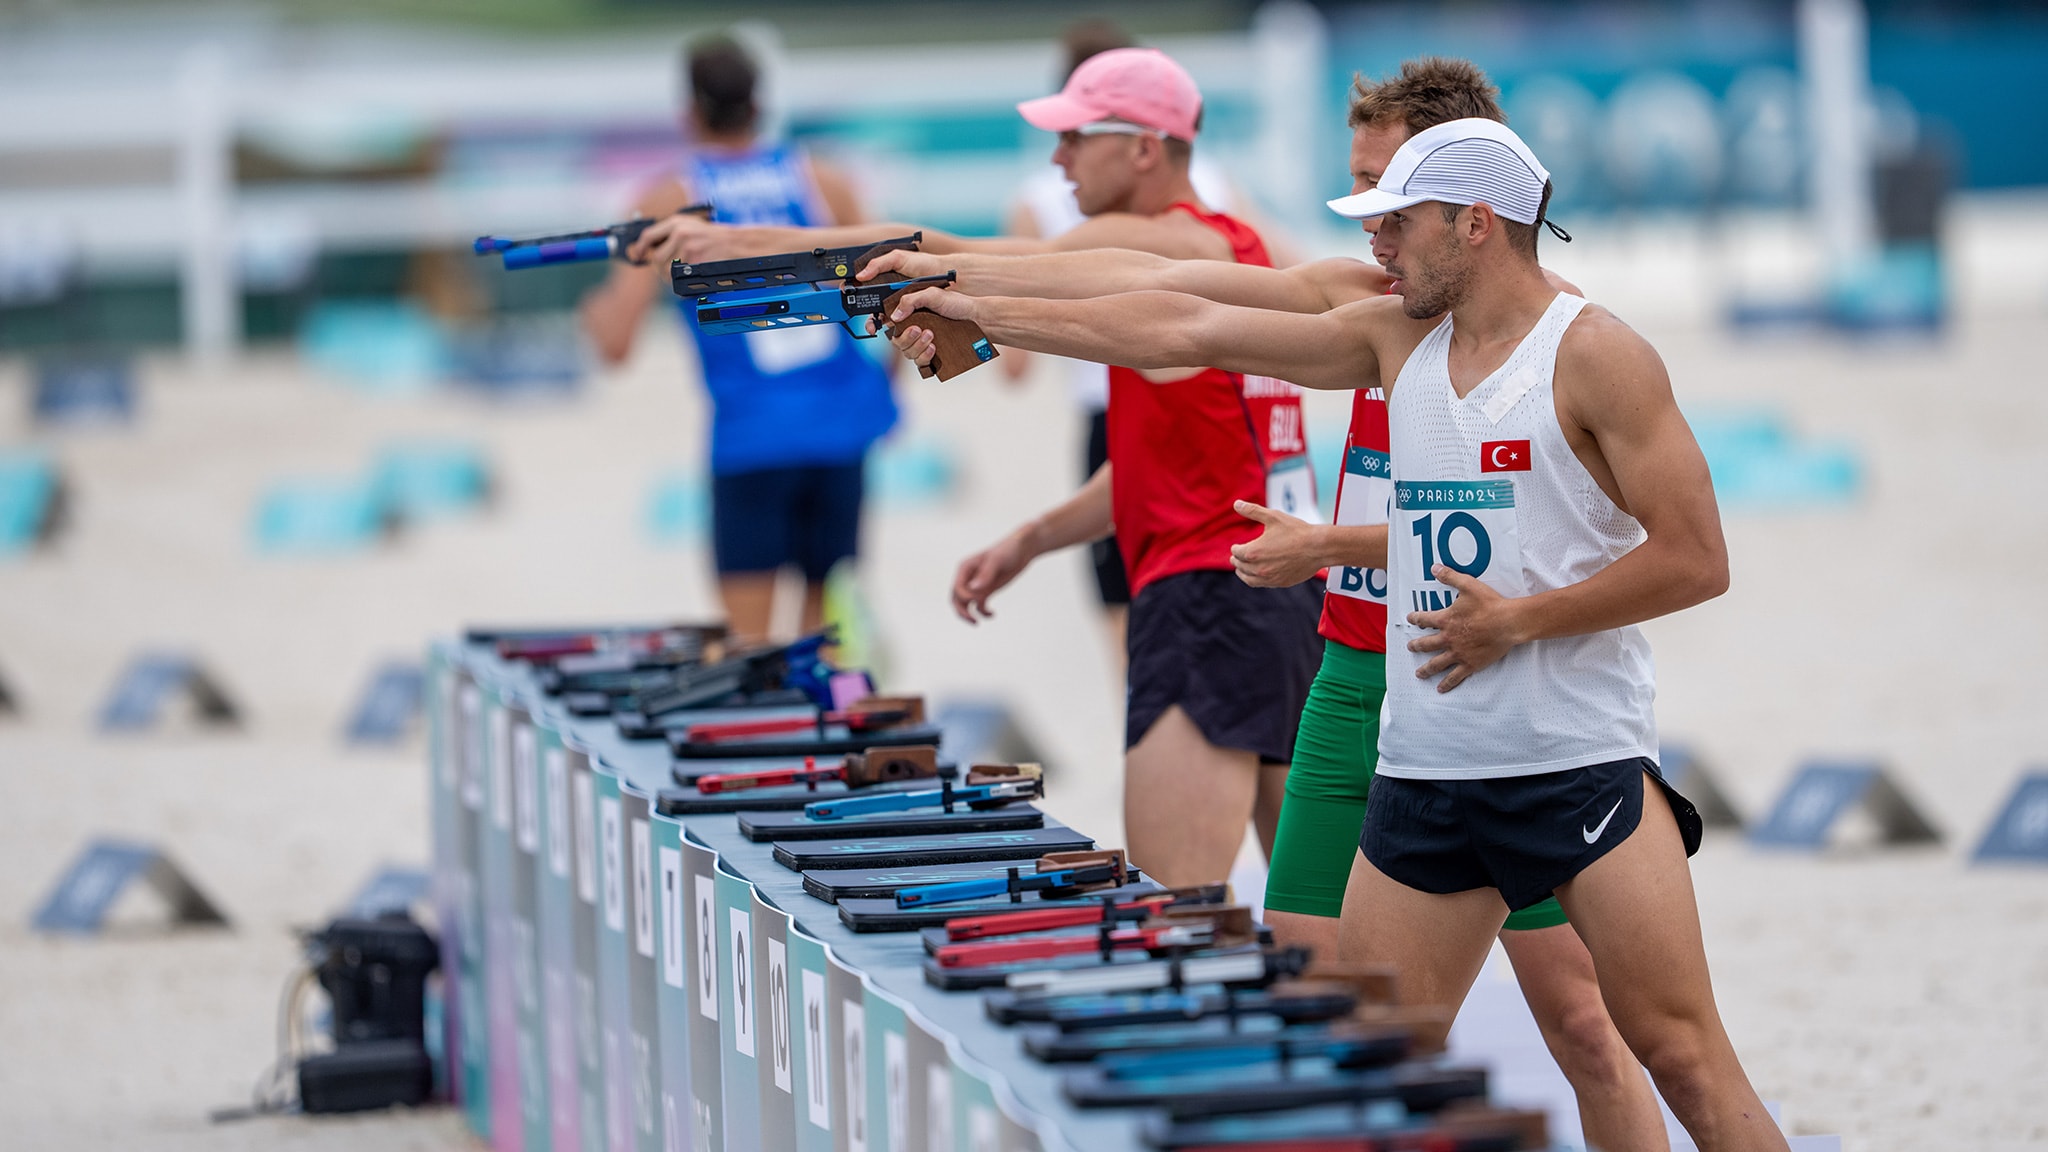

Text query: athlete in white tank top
(1380, 291), (1658, 780)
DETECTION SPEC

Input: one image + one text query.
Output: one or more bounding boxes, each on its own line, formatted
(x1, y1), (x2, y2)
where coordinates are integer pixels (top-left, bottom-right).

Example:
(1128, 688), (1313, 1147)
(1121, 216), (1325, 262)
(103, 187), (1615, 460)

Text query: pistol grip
(878, 284), (999, 381)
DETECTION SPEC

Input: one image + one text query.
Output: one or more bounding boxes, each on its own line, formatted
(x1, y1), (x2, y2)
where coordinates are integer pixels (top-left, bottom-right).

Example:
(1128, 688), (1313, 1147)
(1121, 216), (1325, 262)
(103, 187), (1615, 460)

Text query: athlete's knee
(1626, 1015), (1726, 1111)
(1538, 993), (1639, 1087)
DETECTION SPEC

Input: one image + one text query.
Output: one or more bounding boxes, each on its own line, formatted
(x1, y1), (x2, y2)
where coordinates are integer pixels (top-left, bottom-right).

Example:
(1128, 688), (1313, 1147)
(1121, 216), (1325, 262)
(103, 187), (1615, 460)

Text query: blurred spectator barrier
(1972, 771), (2048, 866)
(1751, 761), (1940, 850)
(1658, 743), (1745, 831)
(1688, 408), (1861, 510)
(370, 442), (492, 522)
(345, 662), (425, 746)
(32, 358), (135, 426)
(32, 838), (229, 934)
(96, 651), (241, 732)
(253, 477), (390, 553)
(0, 450), (61, 557)
(0, 6), (1331, 358)
(346, 863), (433, 918)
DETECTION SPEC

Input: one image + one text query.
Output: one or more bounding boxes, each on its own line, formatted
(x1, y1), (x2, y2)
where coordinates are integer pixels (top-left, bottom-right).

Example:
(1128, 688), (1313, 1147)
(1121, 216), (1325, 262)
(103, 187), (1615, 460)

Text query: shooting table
(429, 639), (1156, 1152)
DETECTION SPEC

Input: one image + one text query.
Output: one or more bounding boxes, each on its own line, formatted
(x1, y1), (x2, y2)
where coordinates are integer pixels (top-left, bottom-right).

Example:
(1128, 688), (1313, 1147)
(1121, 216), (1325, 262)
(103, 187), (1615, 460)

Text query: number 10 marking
(1411, 511), (1491, 580)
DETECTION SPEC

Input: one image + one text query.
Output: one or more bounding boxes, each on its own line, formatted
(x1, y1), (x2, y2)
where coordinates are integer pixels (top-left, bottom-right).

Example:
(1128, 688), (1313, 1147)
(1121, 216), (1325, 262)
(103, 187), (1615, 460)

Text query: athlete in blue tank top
(579, 35), (897, 642)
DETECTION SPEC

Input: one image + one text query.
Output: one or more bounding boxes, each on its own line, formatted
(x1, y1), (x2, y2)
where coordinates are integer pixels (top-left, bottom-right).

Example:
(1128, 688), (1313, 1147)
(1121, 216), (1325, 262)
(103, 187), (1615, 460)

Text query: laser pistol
(474, 203), (713, 270)
(675, 235), (1000, 382)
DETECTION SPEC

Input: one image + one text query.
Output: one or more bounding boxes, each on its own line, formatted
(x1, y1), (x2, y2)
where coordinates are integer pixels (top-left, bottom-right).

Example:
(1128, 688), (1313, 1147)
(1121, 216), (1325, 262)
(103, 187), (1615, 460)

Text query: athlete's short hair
(1346, 57), (1504, 134)
(1353, 58), (1548, 258)
(1438, 182), (1551, 258)
(685, 35), (758, 134)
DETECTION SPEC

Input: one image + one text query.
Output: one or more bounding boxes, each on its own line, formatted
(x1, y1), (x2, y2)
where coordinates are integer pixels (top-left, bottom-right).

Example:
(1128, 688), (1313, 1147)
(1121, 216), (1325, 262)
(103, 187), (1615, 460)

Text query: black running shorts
(1124, 569), (1323, 765)
(1360, 757), (1704, 912)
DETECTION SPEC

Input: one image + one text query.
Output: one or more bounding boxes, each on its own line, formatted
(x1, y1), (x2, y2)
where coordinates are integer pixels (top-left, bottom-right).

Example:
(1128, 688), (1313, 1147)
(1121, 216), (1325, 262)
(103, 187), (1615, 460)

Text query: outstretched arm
(886, 285), (1389, 393)
(628, 202), (1237, 267)
(1406, 310), (1728, 691)
(578, 179), (698, 365)
(858, 246), (1388, 314)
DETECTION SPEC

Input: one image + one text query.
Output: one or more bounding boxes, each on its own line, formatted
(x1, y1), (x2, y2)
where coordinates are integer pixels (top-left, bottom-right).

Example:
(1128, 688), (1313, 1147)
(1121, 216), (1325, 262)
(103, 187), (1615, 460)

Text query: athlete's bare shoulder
(1055, 210), (1235, 262)
(1554, 303), (1677, 427)
(1557, 304), (1667, 382)
(633, 175), (695, 219)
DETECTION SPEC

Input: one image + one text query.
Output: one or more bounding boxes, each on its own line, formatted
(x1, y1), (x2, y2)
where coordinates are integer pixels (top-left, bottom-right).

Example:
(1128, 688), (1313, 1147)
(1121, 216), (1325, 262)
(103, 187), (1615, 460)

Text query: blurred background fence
(4, 0), (2046, 369)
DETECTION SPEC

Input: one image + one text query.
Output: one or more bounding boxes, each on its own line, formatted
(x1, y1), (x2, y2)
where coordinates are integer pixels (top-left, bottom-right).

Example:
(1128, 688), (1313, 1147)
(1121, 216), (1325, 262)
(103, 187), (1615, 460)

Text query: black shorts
(1125, 569), (1323, 764)
(710, 461), (865, 582)
(1360, 757), (1705, 912)
(1083, 410), (1131, 607)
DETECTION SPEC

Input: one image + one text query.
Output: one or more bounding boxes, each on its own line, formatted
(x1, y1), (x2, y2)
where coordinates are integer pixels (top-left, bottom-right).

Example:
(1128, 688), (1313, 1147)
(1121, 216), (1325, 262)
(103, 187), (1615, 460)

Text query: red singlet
(1106, 203), (1311, 596)
(1316, 387), (1391, 653)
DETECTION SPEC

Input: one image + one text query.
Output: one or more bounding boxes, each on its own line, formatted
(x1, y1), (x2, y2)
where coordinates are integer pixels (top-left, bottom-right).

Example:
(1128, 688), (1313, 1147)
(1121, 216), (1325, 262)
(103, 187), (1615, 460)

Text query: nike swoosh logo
(1583, 797), (1624, 843)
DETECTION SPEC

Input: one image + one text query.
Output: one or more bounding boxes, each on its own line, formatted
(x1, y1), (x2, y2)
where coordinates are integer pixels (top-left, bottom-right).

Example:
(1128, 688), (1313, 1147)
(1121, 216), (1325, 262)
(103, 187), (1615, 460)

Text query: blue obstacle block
(252, 479), (388, 553)
(97, 652), (240, 732)
(32, 838), (228, 934)
(867, 435), (958, 508)
(345, 864), (431, 918)
(1689, 407), (1862, 510)
(32, 358), (135, 426)
(450, 316), (585, 397)
(1751, 761), (1940, 850)
(1972, 772), (2048, 865)
(344, 662), (424, 744)
(646, 472), (707, 543)
(369, 443), (490, 522)
(0, 451), (59, 557)
(1658, 743), (1743, 829)
(298, 300), (450, 393)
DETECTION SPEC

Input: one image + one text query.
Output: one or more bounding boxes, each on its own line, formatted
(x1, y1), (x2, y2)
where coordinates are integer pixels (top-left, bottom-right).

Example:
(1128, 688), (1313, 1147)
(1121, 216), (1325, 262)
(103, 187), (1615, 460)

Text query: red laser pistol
(692, 745), (941, 795)
(941, 884), (1229, 941)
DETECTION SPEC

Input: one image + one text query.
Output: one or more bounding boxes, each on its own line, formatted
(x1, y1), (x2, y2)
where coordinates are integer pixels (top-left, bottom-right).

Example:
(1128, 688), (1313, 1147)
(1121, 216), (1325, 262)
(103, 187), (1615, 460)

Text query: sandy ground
(1, 278), (2045, 1151)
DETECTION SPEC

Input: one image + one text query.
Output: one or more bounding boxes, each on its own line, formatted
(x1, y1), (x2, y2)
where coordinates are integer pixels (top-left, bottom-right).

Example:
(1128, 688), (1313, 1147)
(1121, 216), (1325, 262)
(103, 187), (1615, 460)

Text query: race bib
(745, 325), (840, 375)
(1264, 454), (1322, 525)
(1328, 445), (1391, 603)
(1392, 479), (1522, 626)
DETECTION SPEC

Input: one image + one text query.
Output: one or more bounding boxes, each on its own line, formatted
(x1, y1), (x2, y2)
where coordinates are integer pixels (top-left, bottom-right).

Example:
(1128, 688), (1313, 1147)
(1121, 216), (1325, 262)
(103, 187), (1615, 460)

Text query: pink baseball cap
(1017, 47), (1203, 142)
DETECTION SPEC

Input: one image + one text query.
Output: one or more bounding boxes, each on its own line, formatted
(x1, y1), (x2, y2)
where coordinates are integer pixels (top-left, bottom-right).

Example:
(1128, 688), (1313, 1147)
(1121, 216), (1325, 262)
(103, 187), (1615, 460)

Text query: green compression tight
(1265, 639), (1567, 932)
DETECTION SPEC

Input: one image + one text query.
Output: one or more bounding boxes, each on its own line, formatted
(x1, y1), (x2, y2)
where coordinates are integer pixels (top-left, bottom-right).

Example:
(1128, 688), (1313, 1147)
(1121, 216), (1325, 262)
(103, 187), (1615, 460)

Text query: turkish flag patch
(1480, 440), (1531, 472)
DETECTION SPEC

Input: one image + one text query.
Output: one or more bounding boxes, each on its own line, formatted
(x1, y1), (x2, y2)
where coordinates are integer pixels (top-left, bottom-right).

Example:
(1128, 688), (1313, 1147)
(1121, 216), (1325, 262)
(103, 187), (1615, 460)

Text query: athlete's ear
(1466, 201), (1497, 248)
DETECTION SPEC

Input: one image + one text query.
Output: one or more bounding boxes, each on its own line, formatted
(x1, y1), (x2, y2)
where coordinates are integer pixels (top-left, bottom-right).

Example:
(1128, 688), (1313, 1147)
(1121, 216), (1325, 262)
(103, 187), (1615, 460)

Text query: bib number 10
(1410, 512), (1492, 581)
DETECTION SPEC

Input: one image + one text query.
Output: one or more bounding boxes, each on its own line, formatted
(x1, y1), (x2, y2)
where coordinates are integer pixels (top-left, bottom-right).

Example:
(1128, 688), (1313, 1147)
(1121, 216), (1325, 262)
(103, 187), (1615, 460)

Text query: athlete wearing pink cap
(632, 47), (1327, 892)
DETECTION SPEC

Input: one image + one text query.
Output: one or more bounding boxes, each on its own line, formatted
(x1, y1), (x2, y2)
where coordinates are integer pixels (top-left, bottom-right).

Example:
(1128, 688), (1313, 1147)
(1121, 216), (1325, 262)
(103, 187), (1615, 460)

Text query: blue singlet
(677, 144), (898, 476)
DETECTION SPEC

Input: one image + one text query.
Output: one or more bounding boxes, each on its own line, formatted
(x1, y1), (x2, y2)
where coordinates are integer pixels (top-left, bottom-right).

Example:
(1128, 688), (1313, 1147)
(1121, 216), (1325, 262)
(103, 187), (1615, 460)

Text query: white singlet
(1378, 292), (1658, 781)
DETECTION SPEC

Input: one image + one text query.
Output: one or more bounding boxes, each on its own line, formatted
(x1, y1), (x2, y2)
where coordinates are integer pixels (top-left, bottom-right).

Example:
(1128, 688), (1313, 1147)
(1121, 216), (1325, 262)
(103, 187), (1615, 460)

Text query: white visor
(1328, 117), (1552, 224)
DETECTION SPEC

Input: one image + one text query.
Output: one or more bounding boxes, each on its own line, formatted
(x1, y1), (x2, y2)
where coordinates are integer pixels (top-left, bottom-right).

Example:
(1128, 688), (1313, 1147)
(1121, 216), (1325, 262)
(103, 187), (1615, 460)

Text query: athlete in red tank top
(1316, 387), (1391, 654)
(1107, 203), (1313, 594)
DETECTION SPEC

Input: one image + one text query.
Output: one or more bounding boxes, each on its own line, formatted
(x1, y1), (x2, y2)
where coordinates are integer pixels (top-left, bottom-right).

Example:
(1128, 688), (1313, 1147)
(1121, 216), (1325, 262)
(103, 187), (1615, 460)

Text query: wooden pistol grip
(871, 276), (998, 382)
(841, 744), (939, 787)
